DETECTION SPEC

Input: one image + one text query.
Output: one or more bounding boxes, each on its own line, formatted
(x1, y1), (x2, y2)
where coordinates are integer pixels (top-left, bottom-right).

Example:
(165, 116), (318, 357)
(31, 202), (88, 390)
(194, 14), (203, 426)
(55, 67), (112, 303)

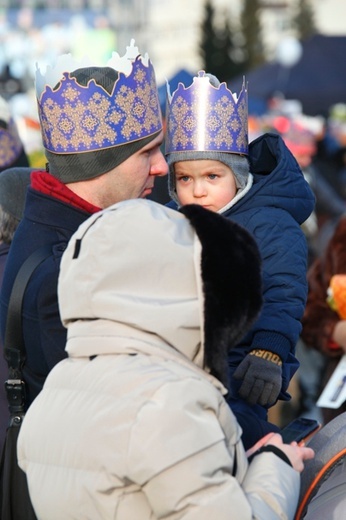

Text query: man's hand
(247, 432), (315, 473)
(233, 349), (282, 406)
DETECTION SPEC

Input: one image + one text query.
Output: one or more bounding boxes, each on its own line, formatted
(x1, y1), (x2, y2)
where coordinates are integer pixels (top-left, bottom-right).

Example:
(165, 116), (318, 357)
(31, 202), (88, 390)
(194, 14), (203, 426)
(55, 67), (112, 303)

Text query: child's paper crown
(35, 39), (162, 155)
(165, 71), (248, 155)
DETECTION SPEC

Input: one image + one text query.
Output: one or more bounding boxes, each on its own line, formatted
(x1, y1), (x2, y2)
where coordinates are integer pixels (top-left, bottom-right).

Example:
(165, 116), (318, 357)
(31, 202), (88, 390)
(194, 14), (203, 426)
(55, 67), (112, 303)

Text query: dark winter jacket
(0, 242), (10, 452)
(225, 133), (315, 400)
(167, 133), (315, 441)
(0, 188), (91, 406)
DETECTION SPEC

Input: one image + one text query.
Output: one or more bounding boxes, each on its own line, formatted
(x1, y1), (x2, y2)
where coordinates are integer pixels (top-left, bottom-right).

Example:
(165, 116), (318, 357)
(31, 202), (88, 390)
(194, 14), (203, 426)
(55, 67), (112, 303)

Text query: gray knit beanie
(46, 66), (161, 183)
(0, 167), (32, 221)
(167, 151), (250, 203)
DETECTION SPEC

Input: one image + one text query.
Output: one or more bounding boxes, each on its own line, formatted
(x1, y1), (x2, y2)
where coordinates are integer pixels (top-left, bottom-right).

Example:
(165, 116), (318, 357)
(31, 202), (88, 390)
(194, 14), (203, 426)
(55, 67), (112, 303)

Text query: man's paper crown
(35, 39), (162, 155)
(0, 96), (24, 168)
(165, 71), (248, 156)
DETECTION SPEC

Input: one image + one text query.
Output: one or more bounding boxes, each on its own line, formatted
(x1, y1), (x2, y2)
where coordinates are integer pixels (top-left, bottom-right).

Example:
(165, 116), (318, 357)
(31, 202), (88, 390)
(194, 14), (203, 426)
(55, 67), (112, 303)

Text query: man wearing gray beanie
(165, 70), (316, 450)
(0, 40), (168, 408)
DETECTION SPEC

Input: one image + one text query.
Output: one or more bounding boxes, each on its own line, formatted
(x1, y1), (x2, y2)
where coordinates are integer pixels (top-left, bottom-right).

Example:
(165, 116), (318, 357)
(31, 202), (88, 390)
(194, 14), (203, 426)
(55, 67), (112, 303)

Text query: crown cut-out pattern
(37, 55), (162, 154)
(165, 71), (248, 155)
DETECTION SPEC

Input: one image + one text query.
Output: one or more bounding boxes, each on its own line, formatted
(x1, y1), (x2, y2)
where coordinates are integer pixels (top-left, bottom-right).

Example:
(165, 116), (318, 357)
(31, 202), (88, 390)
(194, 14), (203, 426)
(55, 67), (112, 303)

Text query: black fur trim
(180, 204), (262, 387)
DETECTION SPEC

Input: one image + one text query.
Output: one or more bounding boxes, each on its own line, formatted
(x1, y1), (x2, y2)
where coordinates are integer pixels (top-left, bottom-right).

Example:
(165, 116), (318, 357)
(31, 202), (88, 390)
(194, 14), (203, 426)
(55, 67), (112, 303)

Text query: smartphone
(281, 417), (321, 445)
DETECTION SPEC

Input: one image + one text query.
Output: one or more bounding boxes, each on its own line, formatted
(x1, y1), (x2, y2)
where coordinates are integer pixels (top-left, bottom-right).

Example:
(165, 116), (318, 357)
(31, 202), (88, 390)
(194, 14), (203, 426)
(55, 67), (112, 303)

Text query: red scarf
(31, 171), (101, 214)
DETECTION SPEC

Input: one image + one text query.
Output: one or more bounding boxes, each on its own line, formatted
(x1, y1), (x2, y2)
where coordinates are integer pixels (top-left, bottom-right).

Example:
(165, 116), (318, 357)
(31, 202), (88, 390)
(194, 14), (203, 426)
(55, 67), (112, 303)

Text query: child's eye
(208, 174), (217, 180)
(177, 175), (190, 182)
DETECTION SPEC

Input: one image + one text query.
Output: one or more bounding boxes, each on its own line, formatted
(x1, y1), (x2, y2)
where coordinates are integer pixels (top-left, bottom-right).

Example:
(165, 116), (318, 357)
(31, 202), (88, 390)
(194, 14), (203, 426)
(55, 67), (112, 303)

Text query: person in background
(165, 71), (315, 450)
(0, 96), (30, 172)
(315, 103), (346, 199)
(17, 198), (314, 520)
(270, 116), (346, 263)
(301, 214), (346, 425)
(0, 39), (167, 409)
(0, 166), (32, 452)
(269, 117), (340, 425)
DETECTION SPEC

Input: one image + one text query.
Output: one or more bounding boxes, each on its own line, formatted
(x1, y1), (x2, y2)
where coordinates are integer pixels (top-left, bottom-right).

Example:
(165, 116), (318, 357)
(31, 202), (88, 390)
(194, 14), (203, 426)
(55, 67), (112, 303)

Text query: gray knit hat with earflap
(45, 66), (161, 183)
(167, 151), (250, 205)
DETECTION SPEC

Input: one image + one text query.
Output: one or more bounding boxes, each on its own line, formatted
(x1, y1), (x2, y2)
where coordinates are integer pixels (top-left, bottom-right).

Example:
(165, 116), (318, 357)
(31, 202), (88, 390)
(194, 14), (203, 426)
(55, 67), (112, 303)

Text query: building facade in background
(0, 0), (342, 165)
(0, 0), (344, 85)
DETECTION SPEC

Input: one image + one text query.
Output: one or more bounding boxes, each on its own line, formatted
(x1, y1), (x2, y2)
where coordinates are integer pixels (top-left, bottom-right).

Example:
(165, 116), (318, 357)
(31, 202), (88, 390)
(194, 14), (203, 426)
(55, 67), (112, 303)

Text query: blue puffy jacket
(225, 133), (315, 397)
(167, 133), (316, 446)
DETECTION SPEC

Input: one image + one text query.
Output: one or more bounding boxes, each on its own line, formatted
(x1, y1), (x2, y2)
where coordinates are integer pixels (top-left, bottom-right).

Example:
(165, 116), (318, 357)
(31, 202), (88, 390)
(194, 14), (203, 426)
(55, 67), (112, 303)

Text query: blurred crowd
(247, 96), (346, 428)
(0, 8), (116, 167)
(249, 97), (346, 263)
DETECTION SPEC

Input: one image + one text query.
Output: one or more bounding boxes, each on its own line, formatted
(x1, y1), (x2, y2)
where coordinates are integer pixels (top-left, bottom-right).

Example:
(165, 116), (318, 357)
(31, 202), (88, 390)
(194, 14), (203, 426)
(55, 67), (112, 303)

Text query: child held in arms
(165, 71), (315, 449)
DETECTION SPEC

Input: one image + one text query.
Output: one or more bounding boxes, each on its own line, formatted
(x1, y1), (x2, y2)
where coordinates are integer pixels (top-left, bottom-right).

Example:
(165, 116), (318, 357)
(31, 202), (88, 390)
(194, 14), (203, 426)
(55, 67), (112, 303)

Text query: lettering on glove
(249, 349), (282, 366)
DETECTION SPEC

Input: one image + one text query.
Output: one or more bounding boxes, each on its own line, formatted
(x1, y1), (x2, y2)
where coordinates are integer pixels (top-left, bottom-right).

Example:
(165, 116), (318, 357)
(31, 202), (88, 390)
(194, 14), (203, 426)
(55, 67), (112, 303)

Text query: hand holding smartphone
(280, 417), (321, 445)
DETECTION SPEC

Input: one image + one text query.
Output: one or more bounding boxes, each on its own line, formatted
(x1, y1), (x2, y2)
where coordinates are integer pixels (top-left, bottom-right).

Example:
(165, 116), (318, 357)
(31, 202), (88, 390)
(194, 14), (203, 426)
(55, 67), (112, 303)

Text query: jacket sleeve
(248, 209), (308, 359)
(128, 378), (300, 520)
(229, 208), (308, 395)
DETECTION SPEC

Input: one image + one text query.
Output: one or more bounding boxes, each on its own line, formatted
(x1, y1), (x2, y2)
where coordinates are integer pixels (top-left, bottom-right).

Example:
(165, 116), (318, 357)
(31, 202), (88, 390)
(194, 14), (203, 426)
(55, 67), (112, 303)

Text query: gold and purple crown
(165, 71), (248, 155)
(35, 39), (162, 154)
(0, 96), (23, 167)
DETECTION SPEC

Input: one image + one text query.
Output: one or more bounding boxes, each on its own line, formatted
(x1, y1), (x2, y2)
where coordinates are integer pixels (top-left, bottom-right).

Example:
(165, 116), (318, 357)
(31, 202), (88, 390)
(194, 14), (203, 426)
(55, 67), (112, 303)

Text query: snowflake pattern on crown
(0, 119), (23, 167)
(37, 55), (162, 154)
(165, 71), (248, 155)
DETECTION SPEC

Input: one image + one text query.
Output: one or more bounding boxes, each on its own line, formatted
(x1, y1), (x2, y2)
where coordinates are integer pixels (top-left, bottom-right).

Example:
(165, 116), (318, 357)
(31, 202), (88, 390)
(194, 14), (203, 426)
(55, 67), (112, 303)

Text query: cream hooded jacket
(18, 199), (300, 520)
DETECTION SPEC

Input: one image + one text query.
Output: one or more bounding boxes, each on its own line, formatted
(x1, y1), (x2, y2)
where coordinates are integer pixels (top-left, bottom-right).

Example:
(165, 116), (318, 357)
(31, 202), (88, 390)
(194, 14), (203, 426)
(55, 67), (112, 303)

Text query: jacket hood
(243, 132), (315, 224)
(166, 133), (315, 226)
(58, 199), (262, 386)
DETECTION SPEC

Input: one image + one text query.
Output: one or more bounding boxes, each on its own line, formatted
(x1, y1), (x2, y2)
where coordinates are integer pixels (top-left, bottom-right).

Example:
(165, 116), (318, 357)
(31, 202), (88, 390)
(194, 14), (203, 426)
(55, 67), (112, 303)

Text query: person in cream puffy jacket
(17, 199), (314, 520)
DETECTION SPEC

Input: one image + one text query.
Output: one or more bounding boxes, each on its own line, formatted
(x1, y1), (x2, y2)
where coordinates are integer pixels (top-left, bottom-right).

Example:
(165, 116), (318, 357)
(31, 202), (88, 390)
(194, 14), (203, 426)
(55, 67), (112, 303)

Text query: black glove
(233, 349), (282, 407)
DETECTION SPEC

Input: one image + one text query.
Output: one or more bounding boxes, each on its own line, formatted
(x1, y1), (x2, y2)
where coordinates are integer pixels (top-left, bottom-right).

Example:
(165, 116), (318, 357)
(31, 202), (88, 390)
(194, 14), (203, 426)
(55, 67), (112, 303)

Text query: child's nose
(193, 181), (206, 197)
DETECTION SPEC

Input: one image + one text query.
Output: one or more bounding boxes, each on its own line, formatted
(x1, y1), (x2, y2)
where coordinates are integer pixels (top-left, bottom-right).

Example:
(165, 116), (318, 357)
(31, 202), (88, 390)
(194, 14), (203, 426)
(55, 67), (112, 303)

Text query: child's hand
(233, 349), (282, 406)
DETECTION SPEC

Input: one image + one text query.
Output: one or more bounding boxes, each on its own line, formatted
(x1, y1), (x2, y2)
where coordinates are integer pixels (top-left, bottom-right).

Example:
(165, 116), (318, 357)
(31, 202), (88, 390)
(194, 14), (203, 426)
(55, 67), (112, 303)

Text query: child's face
(174, 159), (237, 212)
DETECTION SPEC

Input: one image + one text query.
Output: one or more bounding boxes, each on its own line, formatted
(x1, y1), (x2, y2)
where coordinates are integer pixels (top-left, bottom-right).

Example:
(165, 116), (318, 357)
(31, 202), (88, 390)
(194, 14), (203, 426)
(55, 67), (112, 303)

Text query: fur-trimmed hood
(58, 199), (262, 387)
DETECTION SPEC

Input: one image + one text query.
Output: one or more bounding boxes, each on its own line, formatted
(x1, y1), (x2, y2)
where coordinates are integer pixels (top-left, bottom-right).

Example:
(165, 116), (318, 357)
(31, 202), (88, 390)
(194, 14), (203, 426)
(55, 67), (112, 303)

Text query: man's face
(100, 132), (168, 207)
